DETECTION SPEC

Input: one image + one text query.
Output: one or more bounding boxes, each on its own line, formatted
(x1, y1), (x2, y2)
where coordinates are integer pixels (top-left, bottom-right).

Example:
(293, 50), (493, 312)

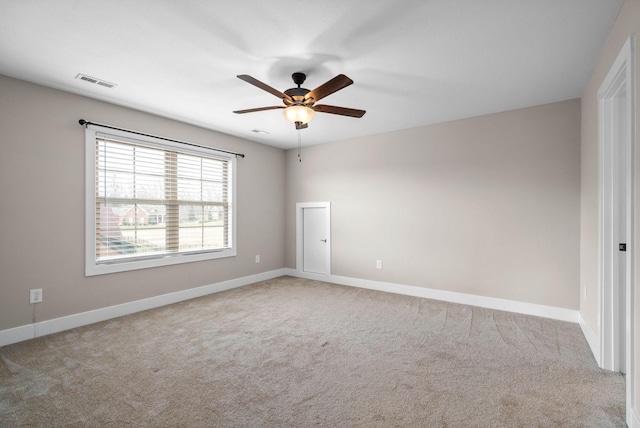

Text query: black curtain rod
(78, 119), (245, 158)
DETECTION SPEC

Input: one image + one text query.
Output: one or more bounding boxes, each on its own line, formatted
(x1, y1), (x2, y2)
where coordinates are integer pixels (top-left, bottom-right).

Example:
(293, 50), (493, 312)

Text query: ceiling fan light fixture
(284, 105), (315, 125)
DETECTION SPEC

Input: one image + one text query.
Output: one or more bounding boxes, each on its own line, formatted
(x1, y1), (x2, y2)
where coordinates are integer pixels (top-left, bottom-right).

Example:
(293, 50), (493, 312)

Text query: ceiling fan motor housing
(284, 87), (310, 104)
(285, 72), (311, 104)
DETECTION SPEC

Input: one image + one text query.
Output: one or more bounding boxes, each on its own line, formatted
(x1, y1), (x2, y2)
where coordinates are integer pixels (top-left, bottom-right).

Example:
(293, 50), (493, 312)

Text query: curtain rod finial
(79, 119), (87, 126)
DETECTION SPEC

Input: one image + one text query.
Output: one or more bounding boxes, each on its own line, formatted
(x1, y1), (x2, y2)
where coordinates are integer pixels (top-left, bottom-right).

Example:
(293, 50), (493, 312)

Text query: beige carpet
(0, 276), (625, 427)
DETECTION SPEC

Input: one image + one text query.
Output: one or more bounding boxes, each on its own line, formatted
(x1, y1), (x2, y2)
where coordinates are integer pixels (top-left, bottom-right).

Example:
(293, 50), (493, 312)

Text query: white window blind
(85, 126), (236, 275)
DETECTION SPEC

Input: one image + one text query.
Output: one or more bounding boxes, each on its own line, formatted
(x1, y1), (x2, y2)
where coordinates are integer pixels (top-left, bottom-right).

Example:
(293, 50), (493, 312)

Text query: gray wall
(285, 99), (581, 310)
(0, 74), (582, 333)
(0, 75), (286, 331)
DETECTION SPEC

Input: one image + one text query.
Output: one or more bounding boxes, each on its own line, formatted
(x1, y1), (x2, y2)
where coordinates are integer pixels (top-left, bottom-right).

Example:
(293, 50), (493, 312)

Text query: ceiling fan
(233, 72), (366, 130)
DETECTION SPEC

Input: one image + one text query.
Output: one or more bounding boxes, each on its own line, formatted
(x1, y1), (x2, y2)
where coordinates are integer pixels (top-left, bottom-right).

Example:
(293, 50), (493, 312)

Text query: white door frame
(597, 35), (635, 424)
(296, 202), (331, 275)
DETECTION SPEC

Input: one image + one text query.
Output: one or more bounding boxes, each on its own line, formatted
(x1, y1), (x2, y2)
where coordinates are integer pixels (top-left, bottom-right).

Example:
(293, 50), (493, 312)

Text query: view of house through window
(86, 128), (235, 275)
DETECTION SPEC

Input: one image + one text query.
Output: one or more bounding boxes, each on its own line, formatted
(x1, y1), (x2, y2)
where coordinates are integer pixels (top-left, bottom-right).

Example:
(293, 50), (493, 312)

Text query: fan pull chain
(297, 129), (302, 162)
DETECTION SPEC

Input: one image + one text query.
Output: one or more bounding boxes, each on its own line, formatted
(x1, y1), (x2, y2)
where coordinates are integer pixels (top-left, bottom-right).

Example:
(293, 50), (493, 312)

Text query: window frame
(85, 125), (237, 276)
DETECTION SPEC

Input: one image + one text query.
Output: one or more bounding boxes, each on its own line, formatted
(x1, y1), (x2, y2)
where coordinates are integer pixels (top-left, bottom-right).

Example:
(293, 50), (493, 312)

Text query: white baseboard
(578, 313), (601, 366)
(284, 268), (580, 323)
(0, 269), (286, 347)
(629, 406), (640, 428)
(0, 268), (588, 347)
(0, 324), (36, 348)
(631, 408), (640, 428)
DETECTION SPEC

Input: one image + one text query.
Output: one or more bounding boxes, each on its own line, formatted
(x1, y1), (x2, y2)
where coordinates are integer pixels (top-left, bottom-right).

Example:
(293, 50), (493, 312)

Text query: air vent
(75, 73), (117, 89)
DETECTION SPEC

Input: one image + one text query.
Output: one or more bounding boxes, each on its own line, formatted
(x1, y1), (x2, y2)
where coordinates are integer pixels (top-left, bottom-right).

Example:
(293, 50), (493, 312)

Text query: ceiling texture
(0, 0), (624, 149)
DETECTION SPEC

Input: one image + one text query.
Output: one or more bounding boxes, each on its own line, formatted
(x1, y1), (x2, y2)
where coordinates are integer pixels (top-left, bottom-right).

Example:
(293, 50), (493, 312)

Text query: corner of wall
(578, 311), (601, 365)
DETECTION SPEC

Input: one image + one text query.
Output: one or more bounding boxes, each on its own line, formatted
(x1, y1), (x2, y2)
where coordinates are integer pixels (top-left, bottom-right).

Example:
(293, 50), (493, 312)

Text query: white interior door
(597, 35), (634, 424)
(616, 101), (628, 374)
(296, 202), (331, 275)
(599, 37), (634, 374)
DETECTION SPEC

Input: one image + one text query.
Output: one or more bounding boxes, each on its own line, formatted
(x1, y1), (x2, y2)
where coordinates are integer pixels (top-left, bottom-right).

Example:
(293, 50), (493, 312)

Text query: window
(85, 125), (236, 276)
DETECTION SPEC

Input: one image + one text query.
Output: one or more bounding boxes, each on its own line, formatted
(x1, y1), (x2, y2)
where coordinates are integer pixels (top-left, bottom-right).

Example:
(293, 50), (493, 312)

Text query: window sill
(85, 248), (236, 276)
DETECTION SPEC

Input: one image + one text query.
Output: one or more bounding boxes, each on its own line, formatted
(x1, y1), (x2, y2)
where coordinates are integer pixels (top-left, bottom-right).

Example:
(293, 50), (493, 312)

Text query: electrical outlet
(255, 255), (260, 263)
(376, 260), (383, 269)
(30, 288), (43, 304)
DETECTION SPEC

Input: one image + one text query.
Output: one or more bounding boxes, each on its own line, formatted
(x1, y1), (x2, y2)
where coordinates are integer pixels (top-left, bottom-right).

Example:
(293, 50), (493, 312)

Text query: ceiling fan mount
(233, 71), (366, 130)
(291, 72), (307, 87)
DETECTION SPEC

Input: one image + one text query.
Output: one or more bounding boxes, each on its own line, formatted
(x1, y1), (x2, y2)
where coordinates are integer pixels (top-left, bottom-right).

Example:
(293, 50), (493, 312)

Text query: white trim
(285, 269), (580, 323)
(296, 202), (331, 275)
(596, 34), (635, 425)
(0, 269), (285, 347)
(2, 268), (583, 350)
(0, 324), (37, 348)
(631, 408), (640, 428)
(579, 313), (601, 365)
(597, 34), (635, 373)
(84, 124), (237, 276)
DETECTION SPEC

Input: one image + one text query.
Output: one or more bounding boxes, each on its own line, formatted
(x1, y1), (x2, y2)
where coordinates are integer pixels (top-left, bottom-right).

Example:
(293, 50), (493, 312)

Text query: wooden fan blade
(237, 75), (292, 102)
(313, 104), (366, 118)
(305, 74), (353, 103)
(233, 106), (284, 114)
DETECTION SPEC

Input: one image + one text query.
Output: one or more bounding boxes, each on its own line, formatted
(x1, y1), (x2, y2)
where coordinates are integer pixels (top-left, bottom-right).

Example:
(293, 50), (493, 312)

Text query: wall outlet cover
(30, 288), (43, 304)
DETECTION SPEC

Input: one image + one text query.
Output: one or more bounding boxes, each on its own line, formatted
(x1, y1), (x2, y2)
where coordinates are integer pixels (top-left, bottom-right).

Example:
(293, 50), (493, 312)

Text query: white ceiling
(0, 0), (623, 149)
